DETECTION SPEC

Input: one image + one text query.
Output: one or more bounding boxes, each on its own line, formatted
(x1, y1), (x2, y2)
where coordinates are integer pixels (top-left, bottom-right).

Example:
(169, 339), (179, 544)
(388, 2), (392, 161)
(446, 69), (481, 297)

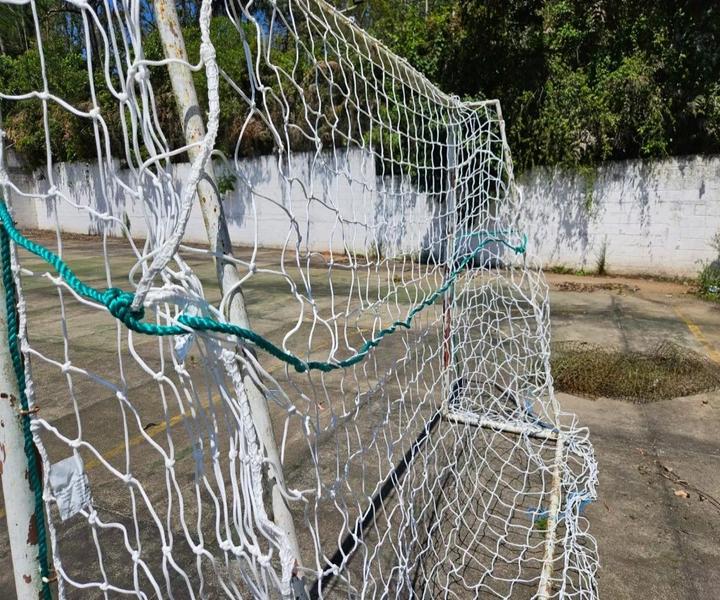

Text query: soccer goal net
(0, 0), (597, 598)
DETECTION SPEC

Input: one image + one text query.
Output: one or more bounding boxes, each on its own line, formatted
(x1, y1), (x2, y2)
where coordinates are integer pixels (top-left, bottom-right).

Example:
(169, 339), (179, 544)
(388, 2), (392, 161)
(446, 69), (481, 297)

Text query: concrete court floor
(545, 272), (720, 600)
(0, 238), (718, 599)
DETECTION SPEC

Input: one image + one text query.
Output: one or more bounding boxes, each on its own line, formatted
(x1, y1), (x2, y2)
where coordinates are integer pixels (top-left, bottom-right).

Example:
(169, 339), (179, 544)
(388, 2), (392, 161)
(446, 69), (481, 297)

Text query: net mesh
(0, 1), (598, 598)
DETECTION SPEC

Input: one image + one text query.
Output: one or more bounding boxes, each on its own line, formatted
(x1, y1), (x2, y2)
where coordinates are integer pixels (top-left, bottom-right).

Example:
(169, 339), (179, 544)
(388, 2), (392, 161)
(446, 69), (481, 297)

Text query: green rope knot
(103, 287), (144, 325)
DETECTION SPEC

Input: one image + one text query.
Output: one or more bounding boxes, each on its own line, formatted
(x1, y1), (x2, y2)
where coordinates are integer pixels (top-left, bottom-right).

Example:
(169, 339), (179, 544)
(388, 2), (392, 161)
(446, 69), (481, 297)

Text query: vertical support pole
(441, 120), (458, 413)
(0, 260), (43, 599)
(537, 434), (564, 600)
(152, 0), (304, 584)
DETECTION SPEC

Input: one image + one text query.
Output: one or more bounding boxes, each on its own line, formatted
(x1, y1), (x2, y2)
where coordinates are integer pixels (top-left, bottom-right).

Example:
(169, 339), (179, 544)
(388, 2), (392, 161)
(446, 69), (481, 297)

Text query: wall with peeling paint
(4, 149), (443, 258)
(6, 151), (719, 276)
(518, 155), (720, 276)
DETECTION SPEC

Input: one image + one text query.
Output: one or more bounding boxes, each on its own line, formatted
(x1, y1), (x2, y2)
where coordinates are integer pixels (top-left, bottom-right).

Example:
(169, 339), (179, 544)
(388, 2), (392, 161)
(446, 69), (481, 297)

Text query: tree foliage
(352, 0), (720, 170)
(0, 1), (718, 171)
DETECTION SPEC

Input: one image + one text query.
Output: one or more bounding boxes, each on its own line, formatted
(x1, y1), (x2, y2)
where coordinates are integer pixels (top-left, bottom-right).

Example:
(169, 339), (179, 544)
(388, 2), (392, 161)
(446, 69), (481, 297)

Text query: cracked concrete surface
(548, 273), (720, 599)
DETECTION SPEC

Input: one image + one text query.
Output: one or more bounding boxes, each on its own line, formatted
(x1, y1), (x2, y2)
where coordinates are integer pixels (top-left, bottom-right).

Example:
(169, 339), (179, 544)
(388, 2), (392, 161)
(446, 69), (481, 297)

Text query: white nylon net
(0, 0), (598, 598)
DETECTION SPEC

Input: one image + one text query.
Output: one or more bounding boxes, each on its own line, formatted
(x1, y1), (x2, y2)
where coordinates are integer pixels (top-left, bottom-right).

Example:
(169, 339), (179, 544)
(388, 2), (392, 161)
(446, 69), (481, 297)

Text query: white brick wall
(5, 150), (719, 276)
(3, 149), (440, 257)
(519, 155), (720, 276)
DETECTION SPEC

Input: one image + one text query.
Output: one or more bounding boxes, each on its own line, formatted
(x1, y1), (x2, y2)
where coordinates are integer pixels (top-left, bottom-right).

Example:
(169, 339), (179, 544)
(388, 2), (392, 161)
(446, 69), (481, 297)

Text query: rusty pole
(0, 268), (43, 598)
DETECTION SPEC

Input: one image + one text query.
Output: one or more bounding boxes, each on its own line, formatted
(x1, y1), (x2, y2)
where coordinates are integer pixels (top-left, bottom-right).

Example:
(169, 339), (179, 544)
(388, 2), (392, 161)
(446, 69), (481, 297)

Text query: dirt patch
(545, 272), (695, 298)
(552, 281), (640, 294)
(551, 341), (720, 402)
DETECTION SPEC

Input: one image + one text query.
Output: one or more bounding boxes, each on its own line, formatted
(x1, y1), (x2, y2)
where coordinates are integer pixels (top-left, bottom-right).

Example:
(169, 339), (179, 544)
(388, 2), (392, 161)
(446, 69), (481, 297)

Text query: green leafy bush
(2, 1), (719, 172)
(697, 233), (720, 300)
(698, 260), (720, 300)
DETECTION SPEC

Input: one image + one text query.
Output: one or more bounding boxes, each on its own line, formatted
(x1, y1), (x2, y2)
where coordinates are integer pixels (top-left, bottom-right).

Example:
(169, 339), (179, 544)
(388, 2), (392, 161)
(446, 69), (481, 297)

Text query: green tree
(2, 1), (719, 171)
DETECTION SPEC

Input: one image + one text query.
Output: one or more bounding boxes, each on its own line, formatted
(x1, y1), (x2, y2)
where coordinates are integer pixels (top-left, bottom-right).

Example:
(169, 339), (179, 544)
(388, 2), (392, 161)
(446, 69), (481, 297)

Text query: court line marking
(0, 399), (211, 522)
(673, 306), (720, 365)
(82, 404), (203, 472)
(1, 345), (326, 522)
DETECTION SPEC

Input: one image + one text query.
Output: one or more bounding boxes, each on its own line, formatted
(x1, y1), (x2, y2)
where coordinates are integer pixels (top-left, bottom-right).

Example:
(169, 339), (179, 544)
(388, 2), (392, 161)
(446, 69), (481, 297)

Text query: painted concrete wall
(3, 149), (441, 257)
(5, 150), (720, 276)
(519, 155), (720, 276)
(1, 151), (38, 229)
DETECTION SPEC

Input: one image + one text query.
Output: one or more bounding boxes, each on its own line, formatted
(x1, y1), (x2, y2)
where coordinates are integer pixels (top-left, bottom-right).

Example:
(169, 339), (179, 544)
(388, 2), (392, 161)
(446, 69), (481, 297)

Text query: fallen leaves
(657, 462), (720, 510)
(636, 453), (720, 511)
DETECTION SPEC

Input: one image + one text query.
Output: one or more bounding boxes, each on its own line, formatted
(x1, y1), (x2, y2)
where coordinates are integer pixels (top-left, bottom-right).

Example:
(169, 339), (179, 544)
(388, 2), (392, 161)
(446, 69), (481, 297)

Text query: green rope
(0, 199), (524, 595)
(0, 225), (52, 599)
(0, 200), (525, 375)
